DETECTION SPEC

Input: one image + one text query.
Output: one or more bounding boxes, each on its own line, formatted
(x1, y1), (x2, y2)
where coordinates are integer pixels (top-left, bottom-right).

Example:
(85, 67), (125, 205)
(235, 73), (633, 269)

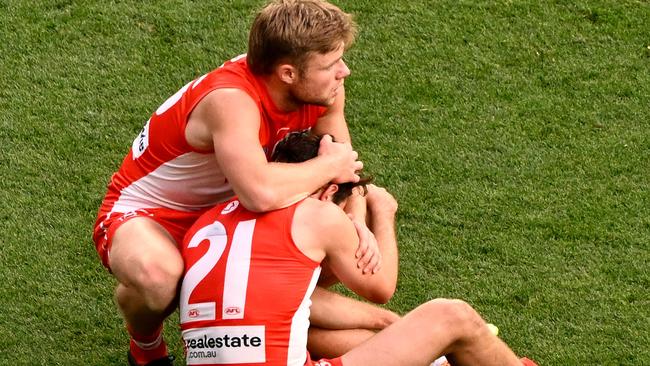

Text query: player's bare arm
(343, 189), (382, 275)
(293, 198), (397, 304)
(364, 185), (399, 285)
(186, 89), (360, 212)
(312, 86), (351, 143)
(313, 89), (387, 274)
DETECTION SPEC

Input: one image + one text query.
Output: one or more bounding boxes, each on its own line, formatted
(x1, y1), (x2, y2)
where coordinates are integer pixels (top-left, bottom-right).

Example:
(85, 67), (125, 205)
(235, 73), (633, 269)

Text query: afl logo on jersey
(132, 119), (150, 159)
(224, 307), (241, 315)
(221, 200), (239, 215)
(188, 309), (200, 318)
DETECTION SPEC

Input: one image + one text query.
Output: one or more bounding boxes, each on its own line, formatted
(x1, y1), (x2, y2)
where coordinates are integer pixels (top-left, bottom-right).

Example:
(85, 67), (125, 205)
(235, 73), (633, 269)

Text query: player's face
(290, 43), (350, 107)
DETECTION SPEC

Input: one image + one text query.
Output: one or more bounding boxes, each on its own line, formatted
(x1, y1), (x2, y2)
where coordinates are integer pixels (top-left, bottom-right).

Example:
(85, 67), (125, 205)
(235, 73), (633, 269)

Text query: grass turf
(1, 0), (648, 364)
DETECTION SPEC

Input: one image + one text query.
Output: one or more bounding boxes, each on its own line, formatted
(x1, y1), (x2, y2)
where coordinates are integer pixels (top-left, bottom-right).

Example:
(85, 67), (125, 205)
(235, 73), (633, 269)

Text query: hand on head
(318, 134), (363, 183)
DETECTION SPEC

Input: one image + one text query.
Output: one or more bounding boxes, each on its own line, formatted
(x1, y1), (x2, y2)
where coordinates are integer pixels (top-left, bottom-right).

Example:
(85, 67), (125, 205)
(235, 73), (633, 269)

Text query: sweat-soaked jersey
(180, 198), (321, 366)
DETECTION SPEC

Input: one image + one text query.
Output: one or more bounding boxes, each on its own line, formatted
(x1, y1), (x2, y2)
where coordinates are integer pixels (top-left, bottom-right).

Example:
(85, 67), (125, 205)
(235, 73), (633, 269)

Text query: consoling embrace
(92, 1), (537, 365)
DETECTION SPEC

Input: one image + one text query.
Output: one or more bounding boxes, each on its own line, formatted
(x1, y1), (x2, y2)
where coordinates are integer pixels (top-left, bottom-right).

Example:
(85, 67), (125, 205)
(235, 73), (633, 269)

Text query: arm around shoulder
(191, 88), (279, 211)
(190, 89), (339, 212)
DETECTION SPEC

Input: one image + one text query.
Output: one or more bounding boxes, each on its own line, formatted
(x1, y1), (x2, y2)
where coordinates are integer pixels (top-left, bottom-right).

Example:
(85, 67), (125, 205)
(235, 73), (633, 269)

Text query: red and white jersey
(180, 198), (320, 366)
(96, 55), (327, 220)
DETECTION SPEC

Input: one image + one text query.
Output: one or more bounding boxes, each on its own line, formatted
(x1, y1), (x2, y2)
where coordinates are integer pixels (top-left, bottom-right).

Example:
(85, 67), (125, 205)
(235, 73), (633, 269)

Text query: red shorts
(92, 208), (206, 270)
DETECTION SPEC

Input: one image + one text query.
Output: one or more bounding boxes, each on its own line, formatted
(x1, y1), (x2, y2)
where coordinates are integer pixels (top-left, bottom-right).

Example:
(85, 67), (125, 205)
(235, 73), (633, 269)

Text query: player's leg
(308, 286), (400, 358)
(310, 286), (399, 330)
(109, 217), (183, 365)
(308, 327), (376, 359)
(341, 299), (522, 366)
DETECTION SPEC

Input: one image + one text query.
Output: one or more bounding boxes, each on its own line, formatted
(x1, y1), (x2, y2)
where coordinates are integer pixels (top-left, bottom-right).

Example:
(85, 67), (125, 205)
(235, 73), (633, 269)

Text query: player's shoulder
(197, 59), (260, 106)
(194, 87), (260, 129)
(201, 87), (256, 108)
(292, 197), (355, 257)
(294, 198), (353, 234)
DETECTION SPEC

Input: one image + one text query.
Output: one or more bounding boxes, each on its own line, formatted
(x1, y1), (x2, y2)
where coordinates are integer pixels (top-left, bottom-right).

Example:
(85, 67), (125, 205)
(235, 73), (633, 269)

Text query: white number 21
(180, 219), (256, 324)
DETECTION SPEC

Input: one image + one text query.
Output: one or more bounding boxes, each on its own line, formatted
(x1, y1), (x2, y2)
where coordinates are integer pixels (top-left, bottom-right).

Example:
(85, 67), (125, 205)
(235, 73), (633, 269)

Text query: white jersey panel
(112, 152), (234, 213)
(286, 266), (321, 366)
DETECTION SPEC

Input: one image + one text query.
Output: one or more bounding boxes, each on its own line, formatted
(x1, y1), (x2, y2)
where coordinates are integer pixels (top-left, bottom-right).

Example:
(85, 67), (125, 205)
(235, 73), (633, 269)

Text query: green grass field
(1, 0), (648, 365)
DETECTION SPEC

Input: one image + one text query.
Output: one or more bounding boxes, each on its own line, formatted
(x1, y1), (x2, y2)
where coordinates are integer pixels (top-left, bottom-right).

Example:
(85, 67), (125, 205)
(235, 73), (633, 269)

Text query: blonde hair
(247, 0), (357, 75)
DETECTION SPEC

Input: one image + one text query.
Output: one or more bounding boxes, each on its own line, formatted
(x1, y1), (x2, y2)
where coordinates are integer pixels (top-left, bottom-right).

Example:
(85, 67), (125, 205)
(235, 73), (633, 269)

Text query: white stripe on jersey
(222, 219), (256, 320)
(112, 152), (234, 213)
(286, 266), (322, 366)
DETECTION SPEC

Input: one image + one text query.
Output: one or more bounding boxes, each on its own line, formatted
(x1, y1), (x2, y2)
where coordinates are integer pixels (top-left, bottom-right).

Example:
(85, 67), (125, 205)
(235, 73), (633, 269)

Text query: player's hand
(366, 184), (398, 216)
(350, 215), (382, 274)
(318, 134), (363, 183)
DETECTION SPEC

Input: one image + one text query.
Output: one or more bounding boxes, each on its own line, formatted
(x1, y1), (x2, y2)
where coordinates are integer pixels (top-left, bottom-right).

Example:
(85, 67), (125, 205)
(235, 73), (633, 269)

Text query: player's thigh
(341, 300), (458, 366)
(109, 216), (183, 290)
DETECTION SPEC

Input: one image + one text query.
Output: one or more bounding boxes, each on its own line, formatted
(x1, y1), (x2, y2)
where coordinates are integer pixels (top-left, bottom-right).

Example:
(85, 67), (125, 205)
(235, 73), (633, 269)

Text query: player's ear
(277, 63), (297, 85)
(319, 184), (339, 202)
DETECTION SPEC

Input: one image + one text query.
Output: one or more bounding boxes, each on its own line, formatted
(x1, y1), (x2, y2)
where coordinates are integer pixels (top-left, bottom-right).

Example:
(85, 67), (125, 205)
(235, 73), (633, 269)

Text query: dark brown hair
(271, 131), (371, 204)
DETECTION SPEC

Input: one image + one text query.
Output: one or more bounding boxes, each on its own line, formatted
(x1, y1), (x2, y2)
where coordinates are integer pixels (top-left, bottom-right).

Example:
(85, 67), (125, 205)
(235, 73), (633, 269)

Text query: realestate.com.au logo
(183, 325), (266, 364)
(184, 333), (262, 349)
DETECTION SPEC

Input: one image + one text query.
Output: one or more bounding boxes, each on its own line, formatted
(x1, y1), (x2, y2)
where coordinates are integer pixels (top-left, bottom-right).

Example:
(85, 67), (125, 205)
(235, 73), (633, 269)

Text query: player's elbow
(232, 182), (280, 212)
(377, 284), (397, 304)
(351, 273), (397, 304)
(367, 291), (392, 305)
(365, 283), (396, 304)
(237, 190), (277, 213)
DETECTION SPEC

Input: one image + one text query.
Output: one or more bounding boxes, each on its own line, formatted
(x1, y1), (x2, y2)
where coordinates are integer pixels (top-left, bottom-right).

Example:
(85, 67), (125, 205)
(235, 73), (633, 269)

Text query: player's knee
(376, 309), (401, 329)
(439, 299), (485, 340)
(420, 299), (484, 338)
(133, 254), (183, 311)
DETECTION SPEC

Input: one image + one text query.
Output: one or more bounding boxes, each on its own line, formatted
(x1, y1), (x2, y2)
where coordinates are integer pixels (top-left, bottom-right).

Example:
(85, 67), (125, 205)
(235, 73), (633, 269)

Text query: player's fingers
(353, 220), (369, 259)
(362, 251), (379, 274)
(359, 252), (374, 274)
(321, 134), (333, 144)
(358, 245), (375, 272)
(317, 134), (334, 155)
(367, 253), (382, 274)
(371, 259), (382, 274)
(364, 239), (381, 272)
(356, 245), (368, 264)
(363, 251), (381, 275)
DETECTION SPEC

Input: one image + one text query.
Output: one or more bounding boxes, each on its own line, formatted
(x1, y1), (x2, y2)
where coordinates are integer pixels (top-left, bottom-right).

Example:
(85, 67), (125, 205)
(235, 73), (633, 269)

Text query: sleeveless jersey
(96, 55), (327, 220)
(180, 198), (320, 366)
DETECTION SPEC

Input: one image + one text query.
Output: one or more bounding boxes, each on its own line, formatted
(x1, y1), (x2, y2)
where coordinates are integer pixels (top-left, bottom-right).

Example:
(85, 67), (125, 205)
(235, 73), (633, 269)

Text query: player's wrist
(369, 203), (397, 217)
(313, 153), (342, 182)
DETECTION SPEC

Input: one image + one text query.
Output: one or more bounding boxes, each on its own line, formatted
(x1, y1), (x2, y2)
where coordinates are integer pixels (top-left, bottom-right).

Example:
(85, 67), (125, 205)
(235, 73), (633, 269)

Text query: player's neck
(261, 75), (301, 113)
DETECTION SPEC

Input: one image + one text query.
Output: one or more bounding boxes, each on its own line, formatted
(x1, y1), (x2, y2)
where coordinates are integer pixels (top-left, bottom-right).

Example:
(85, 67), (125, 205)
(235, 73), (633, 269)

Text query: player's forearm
(313, 124), (351, 144)
(309, 287), (397, 330)
(311, 87), (351, 143)
(371, 214), (399, 292)
(351, 222), (398, 304)
(236, 156), (339, 212)
(326, 222), (396, 304)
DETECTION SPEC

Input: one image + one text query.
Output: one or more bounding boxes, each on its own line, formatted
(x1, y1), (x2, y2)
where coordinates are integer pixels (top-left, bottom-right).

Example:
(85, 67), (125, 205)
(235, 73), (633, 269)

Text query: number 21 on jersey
(180, 218), (256, 325)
